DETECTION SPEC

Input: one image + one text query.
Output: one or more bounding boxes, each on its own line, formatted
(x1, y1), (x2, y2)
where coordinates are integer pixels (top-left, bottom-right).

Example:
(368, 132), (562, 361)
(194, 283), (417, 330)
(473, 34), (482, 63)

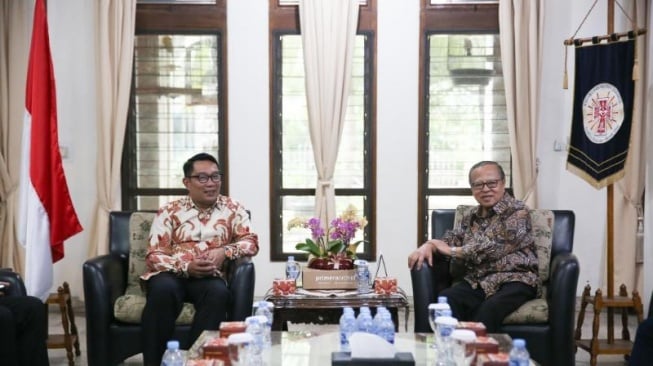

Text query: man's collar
(184, 195), (224, 211)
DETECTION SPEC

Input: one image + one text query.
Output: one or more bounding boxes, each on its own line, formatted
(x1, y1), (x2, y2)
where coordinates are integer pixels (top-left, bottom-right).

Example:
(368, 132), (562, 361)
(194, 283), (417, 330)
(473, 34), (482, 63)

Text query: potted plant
(288, 204), (367, 270)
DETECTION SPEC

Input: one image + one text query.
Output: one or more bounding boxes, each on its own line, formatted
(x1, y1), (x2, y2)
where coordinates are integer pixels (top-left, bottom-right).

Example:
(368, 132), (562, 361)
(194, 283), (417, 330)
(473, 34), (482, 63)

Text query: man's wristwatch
(450, 246), (457, 258)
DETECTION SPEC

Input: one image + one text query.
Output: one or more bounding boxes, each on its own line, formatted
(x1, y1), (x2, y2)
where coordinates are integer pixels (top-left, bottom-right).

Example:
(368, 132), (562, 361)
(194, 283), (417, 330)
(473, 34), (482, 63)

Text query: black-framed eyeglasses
(188, 173), (223, 183)
(470, 179), (501, 191)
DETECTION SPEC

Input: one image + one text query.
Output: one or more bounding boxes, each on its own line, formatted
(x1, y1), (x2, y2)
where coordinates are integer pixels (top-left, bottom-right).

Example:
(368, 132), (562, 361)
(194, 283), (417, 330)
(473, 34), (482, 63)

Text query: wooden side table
(574, 284), (644, 366)
(46, 282), (81, 366)
(264, 288), (410, 332)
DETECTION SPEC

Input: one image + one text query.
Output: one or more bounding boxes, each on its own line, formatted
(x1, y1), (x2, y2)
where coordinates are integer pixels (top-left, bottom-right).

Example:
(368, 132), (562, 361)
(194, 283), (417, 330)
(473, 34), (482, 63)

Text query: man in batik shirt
(140, 152), (258, 366)
(408, 161), (538, 332)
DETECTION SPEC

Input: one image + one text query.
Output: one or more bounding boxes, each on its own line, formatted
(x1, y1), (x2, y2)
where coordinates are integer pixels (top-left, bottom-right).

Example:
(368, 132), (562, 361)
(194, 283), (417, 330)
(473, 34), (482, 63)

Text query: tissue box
(202, 337), (229, 364)
(472, 336), (500, 354)
(218, 321), (247, 339)
(476, 352), (509, 365)
(331, 352), (415, 365)
(456, 321), (487, 336)
(302, 268), (356, 290)
(373, 277), (398, 294)
(272, 278), (296, 295)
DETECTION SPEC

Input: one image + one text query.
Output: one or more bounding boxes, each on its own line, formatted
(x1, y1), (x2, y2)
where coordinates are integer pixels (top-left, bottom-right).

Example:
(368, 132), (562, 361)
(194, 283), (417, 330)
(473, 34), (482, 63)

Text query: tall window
(269, 0), (377, 261)
(122, 2), (227, 210)
(418, 1), (510, 241)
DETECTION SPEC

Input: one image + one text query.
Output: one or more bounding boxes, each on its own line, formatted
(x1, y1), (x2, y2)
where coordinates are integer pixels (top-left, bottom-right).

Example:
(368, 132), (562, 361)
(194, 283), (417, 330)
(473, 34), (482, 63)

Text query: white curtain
(614, 0), (648, 296)
(87, 0), (136, 256)
(298, 0), (360, 224)
(499, 0), (541, 208)
(0, 0), (32, 271)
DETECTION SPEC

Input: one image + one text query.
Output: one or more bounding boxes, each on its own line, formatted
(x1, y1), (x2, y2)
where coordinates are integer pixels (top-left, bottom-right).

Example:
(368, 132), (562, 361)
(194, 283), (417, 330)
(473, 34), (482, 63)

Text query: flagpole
(606, 0), (614, 298)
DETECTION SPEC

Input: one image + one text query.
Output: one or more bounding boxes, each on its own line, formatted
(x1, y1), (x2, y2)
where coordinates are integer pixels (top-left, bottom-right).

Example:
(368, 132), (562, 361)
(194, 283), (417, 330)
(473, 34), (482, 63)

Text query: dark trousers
(439, 280), (536, 332)
(0, 296), (49, 366)
(630, 317), (653, 365)
(142, 272), (230, 366)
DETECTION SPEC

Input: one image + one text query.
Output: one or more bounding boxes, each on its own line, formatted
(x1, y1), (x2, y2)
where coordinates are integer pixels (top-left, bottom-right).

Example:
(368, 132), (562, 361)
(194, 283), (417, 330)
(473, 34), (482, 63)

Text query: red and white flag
(18, 0), (83, 301)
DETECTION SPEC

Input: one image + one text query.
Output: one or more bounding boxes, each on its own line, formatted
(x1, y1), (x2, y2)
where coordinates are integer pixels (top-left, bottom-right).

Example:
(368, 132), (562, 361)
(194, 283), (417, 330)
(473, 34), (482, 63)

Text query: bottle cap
(437, 296), (448, 303)
(166, 340), (180, 350)
(288, 256), (295, 261)
(513, 338), (526, 348)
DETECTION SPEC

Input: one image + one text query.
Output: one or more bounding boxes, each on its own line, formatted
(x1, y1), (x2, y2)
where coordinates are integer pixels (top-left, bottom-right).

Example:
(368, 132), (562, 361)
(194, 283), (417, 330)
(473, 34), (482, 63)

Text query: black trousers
(0, 295), (49, 366)
(142, 272), (230, 366)
(630, 317), (653, 365)
(439, 280), (536, 333)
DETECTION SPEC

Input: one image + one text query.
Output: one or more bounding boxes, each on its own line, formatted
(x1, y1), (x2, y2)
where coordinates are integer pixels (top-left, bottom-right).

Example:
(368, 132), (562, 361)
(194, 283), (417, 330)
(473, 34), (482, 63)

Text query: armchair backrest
(109, 211), (134, 259)
(0, 269), (27, 296)
(431, 208), (575, 266)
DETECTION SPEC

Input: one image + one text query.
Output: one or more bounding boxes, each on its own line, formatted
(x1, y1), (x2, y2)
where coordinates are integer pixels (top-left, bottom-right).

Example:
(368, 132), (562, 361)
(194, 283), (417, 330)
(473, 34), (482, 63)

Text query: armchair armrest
(82, 253), (128, 365)
(547, 252), (580, 366)
(0, 270), (27, 296)
(410, 255), (453, 333)
(225, 256), (255, 321)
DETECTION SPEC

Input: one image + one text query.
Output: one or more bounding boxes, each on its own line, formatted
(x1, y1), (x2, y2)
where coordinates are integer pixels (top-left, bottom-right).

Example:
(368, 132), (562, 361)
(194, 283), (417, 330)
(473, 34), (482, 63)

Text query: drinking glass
(227, 332), (253, 366)
(428, 303), (439, 349)
(451, 329), (476, 366)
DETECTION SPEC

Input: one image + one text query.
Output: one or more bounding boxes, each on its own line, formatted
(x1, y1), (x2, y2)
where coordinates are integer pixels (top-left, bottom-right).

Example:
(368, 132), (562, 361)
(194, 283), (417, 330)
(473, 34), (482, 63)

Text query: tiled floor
(47, 299), (637, 365)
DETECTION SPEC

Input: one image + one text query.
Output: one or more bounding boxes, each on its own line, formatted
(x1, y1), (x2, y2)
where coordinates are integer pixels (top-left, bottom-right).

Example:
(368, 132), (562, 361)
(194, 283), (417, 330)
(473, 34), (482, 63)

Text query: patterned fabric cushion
(113, 212), (195, 324)
(452, 205), (554, 323)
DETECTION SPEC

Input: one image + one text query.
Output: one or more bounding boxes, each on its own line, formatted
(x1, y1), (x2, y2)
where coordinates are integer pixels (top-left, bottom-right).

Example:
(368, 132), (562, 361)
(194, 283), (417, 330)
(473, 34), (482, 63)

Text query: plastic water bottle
(378, 309), (395, 344)
(354, 259), (370, 294)
(372, 306), (387, 336)
(339, 307), (357, 352)
(435, 316), (457, 366)
(253, 310), (272, 349)
(509, 338), (530, 366)
(160, 340), (184, 366)
(285, 256), (301, 281)
(245, 316), (264, 365)
(356, 306), (374, 333)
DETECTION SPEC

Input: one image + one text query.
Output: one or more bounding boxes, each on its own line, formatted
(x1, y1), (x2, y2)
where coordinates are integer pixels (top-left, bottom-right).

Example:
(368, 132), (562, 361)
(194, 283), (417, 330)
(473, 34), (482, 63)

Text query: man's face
(470, 164), (505, 211)
(183, 160), (221, 209)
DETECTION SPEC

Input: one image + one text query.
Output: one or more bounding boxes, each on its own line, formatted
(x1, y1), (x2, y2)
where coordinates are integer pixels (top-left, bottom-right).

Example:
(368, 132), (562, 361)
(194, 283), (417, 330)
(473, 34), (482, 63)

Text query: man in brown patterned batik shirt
(408, 161), (538, 332)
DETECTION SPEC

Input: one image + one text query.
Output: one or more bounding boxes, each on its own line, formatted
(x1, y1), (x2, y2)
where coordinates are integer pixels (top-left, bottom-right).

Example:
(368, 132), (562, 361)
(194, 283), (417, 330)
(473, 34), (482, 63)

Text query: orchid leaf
(327, 240), (345, 254)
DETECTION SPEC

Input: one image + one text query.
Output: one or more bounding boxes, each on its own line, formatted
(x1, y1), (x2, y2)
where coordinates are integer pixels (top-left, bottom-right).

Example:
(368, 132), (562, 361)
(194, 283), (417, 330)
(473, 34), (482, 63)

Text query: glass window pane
(427, 34), (511, 189)
(133, 34), (220, 190)
(280, 35), (366, 189)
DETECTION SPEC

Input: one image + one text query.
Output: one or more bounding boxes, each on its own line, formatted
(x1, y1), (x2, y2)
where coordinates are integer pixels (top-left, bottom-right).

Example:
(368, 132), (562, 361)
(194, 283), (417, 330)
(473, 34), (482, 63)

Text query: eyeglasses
(470, 179), (501, 191)
(189, 173), (222, 183)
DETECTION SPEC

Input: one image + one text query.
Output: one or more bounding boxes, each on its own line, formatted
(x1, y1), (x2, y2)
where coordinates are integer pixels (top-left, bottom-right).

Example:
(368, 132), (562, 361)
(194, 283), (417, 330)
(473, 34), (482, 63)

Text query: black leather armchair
(83, 211), (256, 366)
(411, 209), (579, 366)
(0, 269), (28, 296)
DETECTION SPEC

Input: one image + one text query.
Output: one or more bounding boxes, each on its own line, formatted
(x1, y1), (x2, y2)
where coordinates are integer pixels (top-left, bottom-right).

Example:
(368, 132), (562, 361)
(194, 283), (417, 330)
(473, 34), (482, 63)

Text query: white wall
(41, 0), (650, 301)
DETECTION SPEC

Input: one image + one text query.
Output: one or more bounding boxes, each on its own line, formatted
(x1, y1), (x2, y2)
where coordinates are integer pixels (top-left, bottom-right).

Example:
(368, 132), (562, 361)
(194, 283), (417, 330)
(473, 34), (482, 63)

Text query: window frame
(122, 2), (228, 210)
(417, 1), (506, 243)
(268, 0), (377, 262)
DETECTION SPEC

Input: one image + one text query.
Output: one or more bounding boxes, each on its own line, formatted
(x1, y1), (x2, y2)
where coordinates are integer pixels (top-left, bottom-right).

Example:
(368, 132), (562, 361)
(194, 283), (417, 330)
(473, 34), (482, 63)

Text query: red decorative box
(202, 337), (229, 365)
(373, 277), (398, 294)
(457, 321), (487, 336)
(218, 321), (247, 339)
(272, 278), (296, 295)
(476, 352), (509, 366)
(472, 336), (500, 354)
(186, 359), (219, 366)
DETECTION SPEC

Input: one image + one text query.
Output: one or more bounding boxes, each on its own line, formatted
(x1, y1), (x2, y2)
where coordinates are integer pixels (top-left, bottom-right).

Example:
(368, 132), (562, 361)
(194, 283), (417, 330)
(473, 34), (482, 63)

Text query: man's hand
(407, 239), (451, 270)
(187, 258), (217, 278)
(187, 248), (227, 278)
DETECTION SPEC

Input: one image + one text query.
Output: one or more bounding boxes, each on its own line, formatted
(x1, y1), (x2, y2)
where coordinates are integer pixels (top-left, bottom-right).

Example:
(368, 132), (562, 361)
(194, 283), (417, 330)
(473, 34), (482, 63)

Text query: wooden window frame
(122, 2), (228, 210)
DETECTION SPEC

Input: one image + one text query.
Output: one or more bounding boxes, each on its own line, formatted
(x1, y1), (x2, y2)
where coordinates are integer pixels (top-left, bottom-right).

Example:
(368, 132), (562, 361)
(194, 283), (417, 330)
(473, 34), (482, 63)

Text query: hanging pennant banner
(566, 39), (635, 189)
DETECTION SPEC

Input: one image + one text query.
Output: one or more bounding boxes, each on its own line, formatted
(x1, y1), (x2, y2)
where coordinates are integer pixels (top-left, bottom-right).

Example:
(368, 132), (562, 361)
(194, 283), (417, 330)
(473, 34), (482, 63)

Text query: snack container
(219, 321), (247, 339)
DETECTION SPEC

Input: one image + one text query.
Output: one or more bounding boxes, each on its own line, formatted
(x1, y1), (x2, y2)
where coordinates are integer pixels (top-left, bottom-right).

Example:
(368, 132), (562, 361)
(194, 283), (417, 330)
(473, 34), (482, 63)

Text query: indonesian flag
(18, 0), (83, 301)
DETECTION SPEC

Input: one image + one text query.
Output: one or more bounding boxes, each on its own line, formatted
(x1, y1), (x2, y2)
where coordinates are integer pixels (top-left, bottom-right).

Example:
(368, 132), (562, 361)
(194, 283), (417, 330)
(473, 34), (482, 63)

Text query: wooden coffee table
(263, 288), (410, 332)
